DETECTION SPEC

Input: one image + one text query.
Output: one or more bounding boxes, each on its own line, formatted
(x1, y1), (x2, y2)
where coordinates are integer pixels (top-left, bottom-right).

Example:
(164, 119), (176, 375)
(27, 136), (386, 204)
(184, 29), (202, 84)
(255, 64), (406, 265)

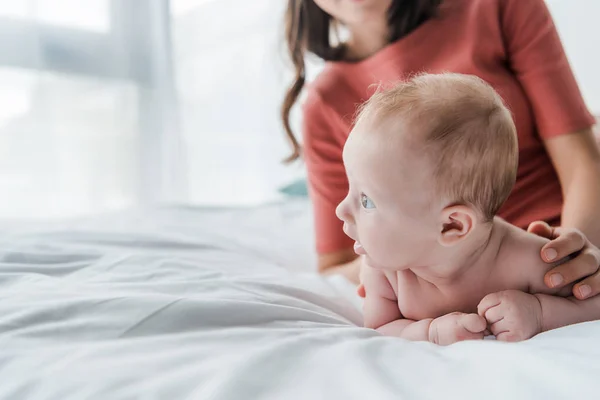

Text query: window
(0, 0), (110, 32)
(546, 0), (600, 113)
(0, 0), (178, 218)
(1, 0), (596, 218)
(170, 0), (306, 206)
(0, 67), (137, 218)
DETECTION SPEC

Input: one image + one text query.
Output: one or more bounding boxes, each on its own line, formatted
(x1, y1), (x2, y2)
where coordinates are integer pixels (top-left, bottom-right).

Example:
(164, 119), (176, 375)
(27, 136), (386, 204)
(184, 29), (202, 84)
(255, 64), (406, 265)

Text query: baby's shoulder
(363, 267), (399, 299)
(496, 227), (554, 292)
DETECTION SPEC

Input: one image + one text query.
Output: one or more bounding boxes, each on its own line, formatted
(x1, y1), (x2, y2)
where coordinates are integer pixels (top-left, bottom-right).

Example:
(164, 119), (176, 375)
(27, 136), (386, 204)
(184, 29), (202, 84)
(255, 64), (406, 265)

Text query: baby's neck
(410, 219), (510, 286)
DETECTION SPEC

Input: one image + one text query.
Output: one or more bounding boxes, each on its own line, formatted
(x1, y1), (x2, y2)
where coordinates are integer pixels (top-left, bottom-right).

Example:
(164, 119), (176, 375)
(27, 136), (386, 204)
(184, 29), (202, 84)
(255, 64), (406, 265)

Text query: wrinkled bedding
(0, 201), (598, 399)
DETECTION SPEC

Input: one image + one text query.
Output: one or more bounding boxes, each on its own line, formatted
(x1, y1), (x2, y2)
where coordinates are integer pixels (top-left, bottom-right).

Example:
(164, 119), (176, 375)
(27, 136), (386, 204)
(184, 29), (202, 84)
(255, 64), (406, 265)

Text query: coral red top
(302, 0), (595, 254)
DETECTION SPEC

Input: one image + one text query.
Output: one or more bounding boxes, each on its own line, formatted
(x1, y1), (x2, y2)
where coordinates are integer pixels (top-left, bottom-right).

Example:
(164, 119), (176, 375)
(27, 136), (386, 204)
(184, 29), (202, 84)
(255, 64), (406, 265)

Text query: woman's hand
(528, 221), (600, 299)
(320, 255), (361, 285)
(355, 256), (367, 298)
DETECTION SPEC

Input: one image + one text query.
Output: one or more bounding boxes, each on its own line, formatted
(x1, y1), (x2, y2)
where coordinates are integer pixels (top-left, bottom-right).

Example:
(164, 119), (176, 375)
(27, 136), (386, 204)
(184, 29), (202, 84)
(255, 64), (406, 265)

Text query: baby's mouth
(353, 241), (366, 255)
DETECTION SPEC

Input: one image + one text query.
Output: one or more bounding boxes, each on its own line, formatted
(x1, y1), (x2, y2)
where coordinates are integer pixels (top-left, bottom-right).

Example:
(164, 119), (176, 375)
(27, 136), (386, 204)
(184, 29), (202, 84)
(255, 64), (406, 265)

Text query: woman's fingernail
(579, 285), (592, 298)
(544, 248), (558, 261)
(550, 273), (564, 287)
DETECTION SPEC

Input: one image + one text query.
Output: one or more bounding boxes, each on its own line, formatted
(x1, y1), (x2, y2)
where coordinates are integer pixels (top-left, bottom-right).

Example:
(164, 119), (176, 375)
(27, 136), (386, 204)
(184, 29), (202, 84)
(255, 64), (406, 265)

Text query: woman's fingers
(527, 221), (554, 240)
(544, 247), (600, 289)
(528, 224), (600, 297)
(539, 227), (586, 263)
(528, 222), (587, 263)
(573, 270), (600, 300)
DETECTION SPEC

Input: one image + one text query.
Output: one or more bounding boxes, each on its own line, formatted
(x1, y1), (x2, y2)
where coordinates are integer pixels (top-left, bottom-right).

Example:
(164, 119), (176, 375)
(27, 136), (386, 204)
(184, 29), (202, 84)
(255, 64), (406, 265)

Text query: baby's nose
(336, 196), (352, 223)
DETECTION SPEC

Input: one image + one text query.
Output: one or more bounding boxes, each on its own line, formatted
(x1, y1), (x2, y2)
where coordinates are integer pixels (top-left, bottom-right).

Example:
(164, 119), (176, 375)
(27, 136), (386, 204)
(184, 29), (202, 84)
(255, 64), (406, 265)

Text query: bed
(0, 199), (598, 399)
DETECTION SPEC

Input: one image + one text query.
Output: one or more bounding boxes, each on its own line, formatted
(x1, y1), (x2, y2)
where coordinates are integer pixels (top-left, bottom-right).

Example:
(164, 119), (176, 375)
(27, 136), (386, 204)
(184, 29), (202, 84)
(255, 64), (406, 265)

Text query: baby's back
(392, 219), (569, 320)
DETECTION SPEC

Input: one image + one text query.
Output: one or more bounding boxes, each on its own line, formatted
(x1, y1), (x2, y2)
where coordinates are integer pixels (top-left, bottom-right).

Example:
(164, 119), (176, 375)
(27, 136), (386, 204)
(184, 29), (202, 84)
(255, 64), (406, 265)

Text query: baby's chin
(365, 255), (407, 271)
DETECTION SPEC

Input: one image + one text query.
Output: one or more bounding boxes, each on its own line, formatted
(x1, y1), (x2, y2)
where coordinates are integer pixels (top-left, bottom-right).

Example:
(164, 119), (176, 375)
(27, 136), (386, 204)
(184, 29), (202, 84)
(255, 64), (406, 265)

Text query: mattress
(0, 200), (598, 399)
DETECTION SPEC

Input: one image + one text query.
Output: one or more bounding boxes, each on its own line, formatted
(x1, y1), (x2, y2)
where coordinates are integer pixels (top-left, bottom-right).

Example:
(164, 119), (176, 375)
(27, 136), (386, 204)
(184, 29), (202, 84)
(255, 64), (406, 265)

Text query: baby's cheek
(370, 224), (403, 260)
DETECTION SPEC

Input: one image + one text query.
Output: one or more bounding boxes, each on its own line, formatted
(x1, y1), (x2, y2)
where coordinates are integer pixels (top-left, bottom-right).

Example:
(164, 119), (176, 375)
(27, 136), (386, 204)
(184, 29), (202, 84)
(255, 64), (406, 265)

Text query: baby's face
(336, 122), (440, 270)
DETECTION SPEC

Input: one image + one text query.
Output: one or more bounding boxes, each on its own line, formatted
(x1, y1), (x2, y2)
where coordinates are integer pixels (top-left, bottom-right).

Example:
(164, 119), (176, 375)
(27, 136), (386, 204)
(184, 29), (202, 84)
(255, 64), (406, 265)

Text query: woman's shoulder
(305, 64), (355, 106)
(302, 63), (359, 125)
(300, 64), (360, 148)
(458, 0), (548, 20)
(440, 0), (519, 20)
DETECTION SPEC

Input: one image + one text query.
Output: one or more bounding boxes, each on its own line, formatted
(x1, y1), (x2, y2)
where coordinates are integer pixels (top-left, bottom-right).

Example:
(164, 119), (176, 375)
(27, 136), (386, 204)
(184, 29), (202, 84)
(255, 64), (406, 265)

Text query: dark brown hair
(282, 0), (443, 162)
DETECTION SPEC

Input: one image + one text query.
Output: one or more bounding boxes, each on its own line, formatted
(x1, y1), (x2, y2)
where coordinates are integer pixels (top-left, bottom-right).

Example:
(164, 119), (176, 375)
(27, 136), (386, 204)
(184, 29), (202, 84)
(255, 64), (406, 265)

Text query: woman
(282, 0), (600, 299)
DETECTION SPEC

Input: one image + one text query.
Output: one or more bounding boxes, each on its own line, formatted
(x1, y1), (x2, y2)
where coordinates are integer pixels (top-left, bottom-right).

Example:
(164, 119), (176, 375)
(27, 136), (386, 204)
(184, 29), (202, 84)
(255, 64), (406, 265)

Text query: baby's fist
(477, 290), (543, 342)
(429, 312), (487, 345)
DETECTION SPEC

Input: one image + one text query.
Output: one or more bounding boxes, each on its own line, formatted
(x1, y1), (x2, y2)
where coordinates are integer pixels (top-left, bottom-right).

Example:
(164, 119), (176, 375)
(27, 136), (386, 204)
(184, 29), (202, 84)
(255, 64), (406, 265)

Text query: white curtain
(0, 0), (597, 219)
(0, 0), (180, 219)
(170, 0), (599, 207)
(546, 0), (600, 114)
(171, 0), (311, 206)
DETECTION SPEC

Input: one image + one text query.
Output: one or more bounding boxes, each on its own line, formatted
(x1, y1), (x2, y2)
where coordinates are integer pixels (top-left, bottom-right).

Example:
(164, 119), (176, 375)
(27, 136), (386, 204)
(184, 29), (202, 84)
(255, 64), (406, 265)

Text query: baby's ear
(438, 205), (477, 247)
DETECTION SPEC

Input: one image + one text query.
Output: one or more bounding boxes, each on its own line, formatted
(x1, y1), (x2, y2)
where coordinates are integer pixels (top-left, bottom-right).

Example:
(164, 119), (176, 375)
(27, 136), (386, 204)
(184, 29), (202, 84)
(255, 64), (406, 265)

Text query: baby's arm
(535, 293), (600, 332)
(478, 289), (600, 341)
(478, 256), (600, 341)
(361, 266), (402, 330)
(363, 267), (486, 344)
(526, 254), (600, 332)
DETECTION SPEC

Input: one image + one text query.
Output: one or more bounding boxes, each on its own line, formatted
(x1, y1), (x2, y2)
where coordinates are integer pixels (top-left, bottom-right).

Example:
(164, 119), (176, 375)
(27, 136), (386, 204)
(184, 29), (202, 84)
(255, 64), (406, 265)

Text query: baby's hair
(356, 73), (518, 221)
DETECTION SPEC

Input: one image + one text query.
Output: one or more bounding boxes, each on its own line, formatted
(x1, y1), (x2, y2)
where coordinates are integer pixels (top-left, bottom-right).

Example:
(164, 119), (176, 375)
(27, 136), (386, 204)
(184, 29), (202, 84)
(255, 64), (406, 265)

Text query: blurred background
(0, 0), (597, 220)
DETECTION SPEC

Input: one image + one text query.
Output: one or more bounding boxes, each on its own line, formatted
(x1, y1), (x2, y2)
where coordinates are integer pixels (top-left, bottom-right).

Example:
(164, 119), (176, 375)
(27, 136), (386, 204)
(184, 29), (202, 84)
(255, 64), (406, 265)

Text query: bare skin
(311, 0), (600, 297)
(336, 91), (600, 344)
(362, 219), (600, 344)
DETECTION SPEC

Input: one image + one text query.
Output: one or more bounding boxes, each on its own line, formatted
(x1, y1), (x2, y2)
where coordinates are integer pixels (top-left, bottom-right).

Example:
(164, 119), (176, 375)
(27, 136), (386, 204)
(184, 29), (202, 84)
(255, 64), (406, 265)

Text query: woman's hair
(282, 0), (443, 162)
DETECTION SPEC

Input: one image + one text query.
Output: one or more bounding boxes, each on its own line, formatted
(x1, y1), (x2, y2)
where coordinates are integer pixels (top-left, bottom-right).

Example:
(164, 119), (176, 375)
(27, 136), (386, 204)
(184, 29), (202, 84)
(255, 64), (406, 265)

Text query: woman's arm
(535, 293), (600, 332)
(301, 90), (358, 275)
(318, 250), (361, 284)
(545, 128), (600, 246)
(529, 128), (600, 298)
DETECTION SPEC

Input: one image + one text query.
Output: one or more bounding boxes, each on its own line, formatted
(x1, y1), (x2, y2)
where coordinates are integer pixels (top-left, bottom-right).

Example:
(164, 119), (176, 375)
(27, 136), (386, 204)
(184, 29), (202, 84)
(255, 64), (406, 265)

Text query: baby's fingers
(481, 304), (504, 325)
(356, 283), (366, 298)
(459, 313), (487, 333)
(461, 330), (485, 342)
(489, 319), (509, 338)
(477, 292), (502, 319)
(491, 321), (523, 342)
(495, 332), (519, 342)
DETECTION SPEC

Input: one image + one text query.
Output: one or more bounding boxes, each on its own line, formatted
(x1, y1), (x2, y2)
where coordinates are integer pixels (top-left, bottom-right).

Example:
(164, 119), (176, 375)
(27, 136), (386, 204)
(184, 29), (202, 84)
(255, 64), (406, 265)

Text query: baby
(336, 73), (600, 345)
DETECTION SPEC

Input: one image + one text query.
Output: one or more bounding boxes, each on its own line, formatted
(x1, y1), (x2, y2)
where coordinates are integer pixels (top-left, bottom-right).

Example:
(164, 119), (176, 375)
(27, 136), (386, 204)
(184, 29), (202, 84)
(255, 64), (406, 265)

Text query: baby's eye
(360, 194), (376, 209)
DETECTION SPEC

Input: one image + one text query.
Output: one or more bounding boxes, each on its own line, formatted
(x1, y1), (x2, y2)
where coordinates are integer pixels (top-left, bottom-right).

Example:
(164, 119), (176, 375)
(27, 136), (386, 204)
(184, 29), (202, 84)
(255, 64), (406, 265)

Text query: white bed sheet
(0, 200), (599, 399)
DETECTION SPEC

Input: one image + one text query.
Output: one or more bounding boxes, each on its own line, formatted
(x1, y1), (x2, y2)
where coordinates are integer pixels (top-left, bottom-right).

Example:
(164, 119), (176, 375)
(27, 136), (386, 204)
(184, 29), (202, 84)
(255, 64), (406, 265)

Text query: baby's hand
(428, 312), (487, 345)
(477, 290), (543, 342)
(356, 256), (369, 298)
(357, 283), (366, 298)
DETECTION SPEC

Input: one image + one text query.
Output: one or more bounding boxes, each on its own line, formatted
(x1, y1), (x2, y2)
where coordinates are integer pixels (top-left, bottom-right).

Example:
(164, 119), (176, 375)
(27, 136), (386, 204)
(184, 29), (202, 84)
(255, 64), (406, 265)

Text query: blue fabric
(278, 179), (308, 197)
